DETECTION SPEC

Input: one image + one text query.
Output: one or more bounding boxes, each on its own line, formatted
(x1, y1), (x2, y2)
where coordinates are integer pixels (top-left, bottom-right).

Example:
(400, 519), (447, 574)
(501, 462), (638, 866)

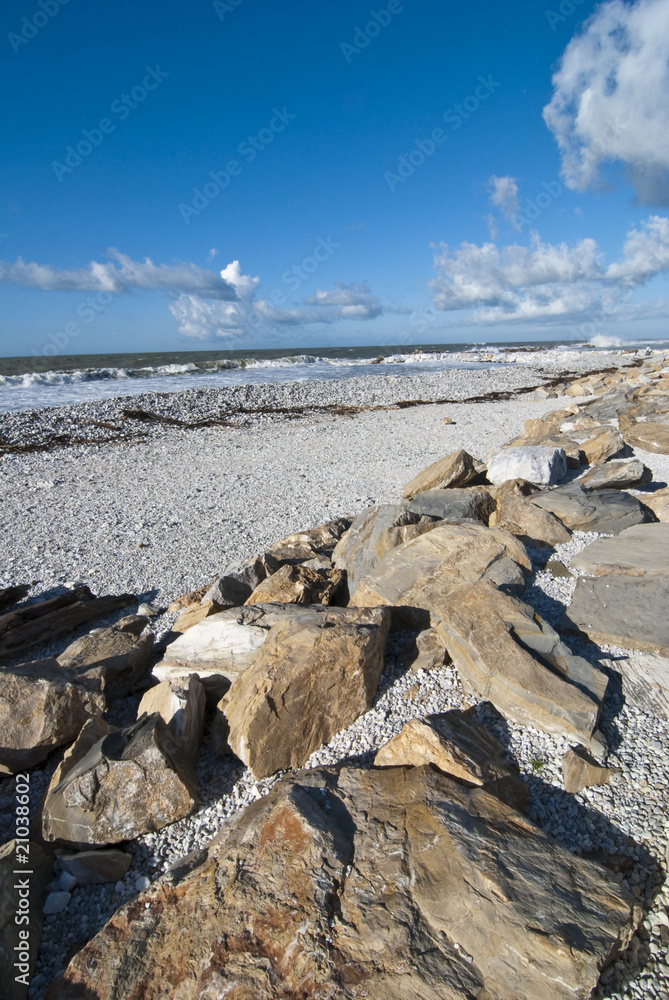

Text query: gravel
(0, 351), (667, 999)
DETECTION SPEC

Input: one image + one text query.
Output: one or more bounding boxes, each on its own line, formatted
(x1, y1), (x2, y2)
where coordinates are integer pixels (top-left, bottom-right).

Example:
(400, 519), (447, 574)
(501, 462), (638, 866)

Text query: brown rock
(581, 427), (625, 465)
(1, 839), (53, 999)
(0, 661), (101, 774)
(375, 709), (529, 810)
(495, 492), (572, 547)
(562, 746), (621, 794)
(166, 585), (211, 614)
(0, 591), (135, 659)
(201, 555), (268, 607)
(48, 764), (639, 1000)
(137, 675), (206, 762)
(56, 615), (153, 703)
(263, 517), (351, 568)
(578, 458), (651, 490)
(350, 522), (531, 629)
(640, 485), (669, 521)
(622, 419), (669, 454)
(510, 405), (579, 446)
(224, 607), (390, 778)
(435, 583), (608, 745)
(403, 448), (479, 498)
(398, 627), (449, 672)
(245, 563), (343, 605)
(171, 600), (222, 634)
(58, 849), (132, 885)
(41, 715), (197, 846)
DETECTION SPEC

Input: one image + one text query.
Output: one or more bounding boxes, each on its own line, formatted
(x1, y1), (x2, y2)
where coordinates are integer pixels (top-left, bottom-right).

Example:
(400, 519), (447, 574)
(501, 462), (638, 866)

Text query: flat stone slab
(530, 482), (647, 534)
(600, 653), (669, 718)
(563, 575), (669, 654)
(570, 523), (669, 577)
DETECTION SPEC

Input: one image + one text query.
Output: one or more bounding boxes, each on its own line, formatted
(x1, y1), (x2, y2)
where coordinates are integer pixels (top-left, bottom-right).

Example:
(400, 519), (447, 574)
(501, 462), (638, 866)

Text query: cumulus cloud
(429, 215), (669, 323)
(170, 278), (387, 341)
(0, 249), (238, 300)
(488, 175), (521, 225)
(543, 0), (669, 205)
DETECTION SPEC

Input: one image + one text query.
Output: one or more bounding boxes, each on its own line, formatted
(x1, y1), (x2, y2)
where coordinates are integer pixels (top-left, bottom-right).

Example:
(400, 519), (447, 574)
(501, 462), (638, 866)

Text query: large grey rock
(570, 523), (669, 577)
(563, 575), (669, 654)
(0, 660), (101, 774)
(601, 653), (669, 718)
(530, 482), (647, 533)
(42, 714), (197, 846)
(56, 615), (153, 703)
(402, 448), (480, 498)
(48, 764), (639, 1000)
(155, 603), (380, 702)
(487, 446), (567, 487)
(351, 522), (531, 629)
(202, 555), (267, 607)
(332, 503), (437, 598)
(435, 583), (608, 746)
(375, 708), (529, 811)
(1, 839), (53, 1000)
(577, 458), (652, 490)
(223, 607), (390, 778)
(405, 487), (495, 523)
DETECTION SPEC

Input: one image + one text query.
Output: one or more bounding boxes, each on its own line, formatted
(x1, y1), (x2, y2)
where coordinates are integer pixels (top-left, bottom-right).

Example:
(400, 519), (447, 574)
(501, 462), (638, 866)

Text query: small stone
(137, 602), (159, 617)
(441, 416), (455, 424)
(43, 891), (70, 915)
(59, 871), (77, 892)
(135, 876), (150, 892)
(562, 746), (622, 794)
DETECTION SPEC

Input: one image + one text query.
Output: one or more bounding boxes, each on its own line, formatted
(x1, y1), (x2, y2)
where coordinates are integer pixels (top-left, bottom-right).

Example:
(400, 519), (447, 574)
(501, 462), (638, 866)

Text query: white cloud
(207, 248), (219, 262)
(429, 215), (669, 323)
(170, 278), (387, 341)
(543, 0), (669, 205)
(0, 249), (238, 300)
(488, 175), (520, 226)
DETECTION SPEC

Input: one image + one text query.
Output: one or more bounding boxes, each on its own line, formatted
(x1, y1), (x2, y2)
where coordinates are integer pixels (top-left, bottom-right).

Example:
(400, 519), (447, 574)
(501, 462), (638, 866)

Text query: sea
(0, 338), (666, 414)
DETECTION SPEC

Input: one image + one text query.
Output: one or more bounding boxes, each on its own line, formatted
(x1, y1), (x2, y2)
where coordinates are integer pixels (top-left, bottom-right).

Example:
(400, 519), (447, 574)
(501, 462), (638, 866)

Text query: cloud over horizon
(543, 0), (669, 206)
(430, 215), (669, 323)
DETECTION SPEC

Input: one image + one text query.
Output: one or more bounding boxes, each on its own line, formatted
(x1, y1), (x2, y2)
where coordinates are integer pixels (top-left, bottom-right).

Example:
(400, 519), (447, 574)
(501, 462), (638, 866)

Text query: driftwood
(0, 592), (135, 659)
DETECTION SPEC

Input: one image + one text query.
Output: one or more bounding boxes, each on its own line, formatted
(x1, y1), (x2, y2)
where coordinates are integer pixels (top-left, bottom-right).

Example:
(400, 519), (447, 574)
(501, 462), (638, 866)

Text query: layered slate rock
(202, 555), (268, 607)
(530, 482), (647, 533)
(0, 660), (100, 773)
(486, 446), (567, 487)
(564, 524), (669, 653)
(263, 516), (351, 568)
(405, 486), (495, 523)
(245, 563), (342, 605)
(601, 653), (669, 719)
(493, 492), (571, 547)
(42, 714), (197, 846)
(56, 615), (153, 703)
(332, 503), (438, 598)
(1, 838), (53, 1000)
(435, 583), (608, 745)
(223, 607), (390, 778)
(155, 603), (380, 702)
(640, 485), (669, 521)
(375, 708), (529, 811)
(48, 764), (638, 1000)
(580, 427), (625, 465)
(562, 746), (621, 795)
(350, 522), (531, 628)
(402, 448), (479, 498)
(137, 676), (206, 762)
(578, 458), (651, 490)
(398, 627), (449, 672)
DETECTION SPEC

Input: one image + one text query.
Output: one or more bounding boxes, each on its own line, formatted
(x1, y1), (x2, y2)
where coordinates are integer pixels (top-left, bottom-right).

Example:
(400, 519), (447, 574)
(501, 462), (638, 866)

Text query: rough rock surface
(1, 838), (53, 1000)
(622, 418), (669, 454)
(350, 522), (531, 628)
(137, 676), (206, 762)
(577, 458), (651, 490)
(486, 446), (567, 487)
(493, 492), (572, 547)
(202, 555), (267, 607)
(171, 599), (222, 634)
(564, 575), (669, 654)
(398, 627), (449, 673)
(402, 448), (479, 498)
(245, 563), (342, 605)
(570, 523), (669, 577)
(332, 503), (437, 598)
(42, 715), (197, 846)
(562, 746), (621, 795)
(223, 607), (390, 778)
(56, 615), (153, 702)
(405, 486), (495, 523)
(530, 482), (647, 533)
(263, 517), (351, 567)
(374, 708), (529, 811)
(47, 764), (638, 1000)
(0, 661), (99, 773)
(601, 653), (669, 719)
(435, 583), (608, 745)
(640, 485), (669, 521)
(580, 427), (625, 465)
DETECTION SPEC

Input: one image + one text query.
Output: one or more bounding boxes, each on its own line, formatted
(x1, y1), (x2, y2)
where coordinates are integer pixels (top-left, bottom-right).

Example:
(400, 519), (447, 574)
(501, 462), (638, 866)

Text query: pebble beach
(1, 345), (669, 999)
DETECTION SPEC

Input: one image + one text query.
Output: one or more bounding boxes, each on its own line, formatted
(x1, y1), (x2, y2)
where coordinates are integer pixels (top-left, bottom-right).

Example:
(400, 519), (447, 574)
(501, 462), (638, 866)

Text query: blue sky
(1, 0), (669, 357)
